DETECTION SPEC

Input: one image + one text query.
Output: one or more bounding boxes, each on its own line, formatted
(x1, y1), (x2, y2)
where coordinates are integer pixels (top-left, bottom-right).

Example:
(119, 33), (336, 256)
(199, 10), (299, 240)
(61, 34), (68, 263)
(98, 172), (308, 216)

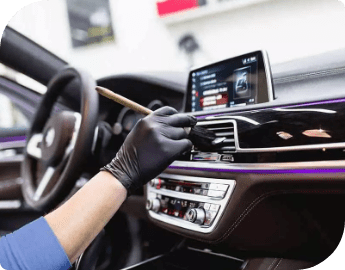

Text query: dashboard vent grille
(196, 120), (236, 153)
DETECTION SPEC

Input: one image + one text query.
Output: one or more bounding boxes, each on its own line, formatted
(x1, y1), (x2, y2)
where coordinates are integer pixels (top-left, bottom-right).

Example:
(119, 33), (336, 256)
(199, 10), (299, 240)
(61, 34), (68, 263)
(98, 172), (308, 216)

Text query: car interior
(1, 3), (345, 269)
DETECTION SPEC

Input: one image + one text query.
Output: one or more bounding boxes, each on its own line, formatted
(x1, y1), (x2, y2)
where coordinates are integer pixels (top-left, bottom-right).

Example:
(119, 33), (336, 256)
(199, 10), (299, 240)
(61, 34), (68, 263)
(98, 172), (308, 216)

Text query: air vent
(196, 120), (236, 153)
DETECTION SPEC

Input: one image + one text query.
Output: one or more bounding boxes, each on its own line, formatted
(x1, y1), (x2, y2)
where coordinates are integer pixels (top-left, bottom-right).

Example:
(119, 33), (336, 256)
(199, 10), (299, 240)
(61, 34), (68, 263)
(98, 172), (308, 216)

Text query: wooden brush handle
(96, 86), (153, 115)
(96, 86), (191, 135)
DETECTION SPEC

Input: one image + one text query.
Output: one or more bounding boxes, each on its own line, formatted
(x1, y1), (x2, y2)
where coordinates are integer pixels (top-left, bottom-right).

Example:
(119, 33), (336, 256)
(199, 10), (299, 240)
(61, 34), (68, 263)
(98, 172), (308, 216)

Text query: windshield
(5, 0), (345, 80)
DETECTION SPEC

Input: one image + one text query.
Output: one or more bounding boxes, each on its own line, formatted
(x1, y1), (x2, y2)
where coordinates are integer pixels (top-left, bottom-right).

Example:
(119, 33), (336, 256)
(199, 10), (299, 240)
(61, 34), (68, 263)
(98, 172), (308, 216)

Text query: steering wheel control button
(146, 199), (161, 213)
(186, 208), (206, 225)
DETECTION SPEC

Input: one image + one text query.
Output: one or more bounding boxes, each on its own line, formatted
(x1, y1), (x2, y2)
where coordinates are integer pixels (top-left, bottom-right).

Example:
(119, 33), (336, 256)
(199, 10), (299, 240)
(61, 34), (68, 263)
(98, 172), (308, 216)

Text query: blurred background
(3, 0), (345, 82)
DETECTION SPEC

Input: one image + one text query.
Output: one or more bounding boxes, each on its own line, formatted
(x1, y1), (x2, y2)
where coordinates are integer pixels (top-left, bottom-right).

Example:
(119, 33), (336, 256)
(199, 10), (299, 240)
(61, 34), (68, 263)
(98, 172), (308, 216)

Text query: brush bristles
(189, 126), (216, 150)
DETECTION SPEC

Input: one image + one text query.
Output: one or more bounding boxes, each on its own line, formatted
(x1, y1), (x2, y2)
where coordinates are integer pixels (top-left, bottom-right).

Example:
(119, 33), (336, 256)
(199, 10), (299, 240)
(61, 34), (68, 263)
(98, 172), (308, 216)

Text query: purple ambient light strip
(168, 165), (345, 174)
(0, 136), (27, 143)
(196, 98), (345, 119)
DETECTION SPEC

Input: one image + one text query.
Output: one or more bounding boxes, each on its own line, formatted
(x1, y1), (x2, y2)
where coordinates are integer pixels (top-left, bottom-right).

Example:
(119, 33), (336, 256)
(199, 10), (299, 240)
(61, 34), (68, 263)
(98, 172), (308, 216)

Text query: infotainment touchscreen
(185, 51), (274, 112)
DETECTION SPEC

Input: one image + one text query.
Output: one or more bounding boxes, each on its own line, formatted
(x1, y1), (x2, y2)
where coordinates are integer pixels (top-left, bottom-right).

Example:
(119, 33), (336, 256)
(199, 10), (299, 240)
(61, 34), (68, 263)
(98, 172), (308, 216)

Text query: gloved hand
(101, 107), (197, 196)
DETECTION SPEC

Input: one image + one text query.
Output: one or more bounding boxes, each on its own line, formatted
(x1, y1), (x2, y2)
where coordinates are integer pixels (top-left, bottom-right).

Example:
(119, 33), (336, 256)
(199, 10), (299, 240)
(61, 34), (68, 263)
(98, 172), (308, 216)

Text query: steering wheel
(22, 67), (99, 211)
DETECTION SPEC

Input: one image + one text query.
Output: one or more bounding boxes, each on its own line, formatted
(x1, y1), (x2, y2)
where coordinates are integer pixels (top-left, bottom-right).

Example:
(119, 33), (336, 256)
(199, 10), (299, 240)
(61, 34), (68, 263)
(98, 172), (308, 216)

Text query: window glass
(0, 93), (28, 129)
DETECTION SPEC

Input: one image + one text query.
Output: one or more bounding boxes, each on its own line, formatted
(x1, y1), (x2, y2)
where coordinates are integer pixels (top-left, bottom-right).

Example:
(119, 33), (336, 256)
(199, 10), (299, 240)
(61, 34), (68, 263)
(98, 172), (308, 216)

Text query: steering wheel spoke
(64, 113), (82, 158)
(26, 133), (43, 159)
(33, 167), (56, 201)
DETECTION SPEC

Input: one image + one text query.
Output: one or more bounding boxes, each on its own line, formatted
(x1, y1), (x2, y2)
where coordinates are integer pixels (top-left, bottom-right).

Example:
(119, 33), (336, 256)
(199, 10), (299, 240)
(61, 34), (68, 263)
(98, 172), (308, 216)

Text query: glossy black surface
(197, 99), (345, 150)
(185, 51), (272, 113)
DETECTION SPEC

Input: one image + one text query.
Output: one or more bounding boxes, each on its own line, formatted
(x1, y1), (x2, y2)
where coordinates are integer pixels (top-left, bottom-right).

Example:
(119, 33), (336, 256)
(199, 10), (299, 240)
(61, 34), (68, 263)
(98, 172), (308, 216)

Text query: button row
(203, 203), (220, 212)
(150, 179), (229, 194)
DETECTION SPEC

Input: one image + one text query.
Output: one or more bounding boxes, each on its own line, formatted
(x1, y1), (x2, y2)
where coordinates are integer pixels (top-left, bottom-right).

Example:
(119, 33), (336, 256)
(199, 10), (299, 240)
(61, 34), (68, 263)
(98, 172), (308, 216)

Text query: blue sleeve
(0, 217), (71, 270)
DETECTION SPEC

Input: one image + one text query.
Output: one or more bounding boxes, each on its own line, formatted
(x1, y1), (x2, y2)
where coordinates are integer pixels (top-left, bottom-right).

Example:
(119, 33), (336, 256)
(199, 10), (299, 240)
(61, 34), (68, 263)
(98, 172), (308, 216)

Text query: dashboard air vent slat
(195, 120), (236, 154)
(215, 132), (234, 137)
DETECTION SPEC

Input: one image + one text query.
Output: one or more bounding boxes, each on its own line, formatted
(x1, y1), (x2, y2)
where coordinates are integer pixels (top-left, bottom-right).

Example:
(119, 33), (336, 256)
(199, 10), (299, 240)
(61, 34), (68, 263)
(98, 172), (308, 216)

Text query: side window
(0, 93), (28, 129)
(0, 93), (29, 158)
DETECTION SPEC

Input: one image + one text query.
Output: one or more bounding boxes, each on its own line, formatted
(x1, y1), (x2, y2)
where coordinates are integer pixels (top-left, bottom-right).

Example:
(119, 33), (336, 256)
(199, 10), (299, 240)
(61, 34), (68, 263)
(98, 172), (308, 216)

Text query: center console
(146, 174), (235, 233)
(146, 51), (273, 235)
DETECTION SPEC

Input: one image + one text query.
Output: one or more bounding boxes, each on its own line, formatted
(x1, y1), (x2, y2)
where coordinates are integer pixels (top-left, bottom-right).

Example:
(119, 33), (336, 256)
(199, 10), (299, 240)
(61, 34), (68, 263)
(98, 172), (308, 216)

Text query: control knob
(186, 208), (206, 225)
(146, 199), (161, 213)
(149, 178), (164, 188)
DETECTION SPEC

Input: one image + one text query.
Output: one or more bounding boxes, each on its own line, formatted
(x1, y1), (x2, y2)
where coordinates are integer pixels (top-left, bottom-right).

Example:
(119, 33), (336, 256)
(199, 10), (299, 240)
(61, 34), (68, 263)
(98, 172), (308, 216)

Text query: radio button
(175, 186), (181, 192)
(203, 203), (211, 210)
(202, 189), (208, 196)
(210, 204), (220, 212)
(189, 202), (197, 208)
(207, 190), (225, 198)
(201, 183), (210, 189)
(181, 200), (188, 208)
(204, 210), (218, 226)
(209, 183), (228, 192)
(193, 188), (201, 195)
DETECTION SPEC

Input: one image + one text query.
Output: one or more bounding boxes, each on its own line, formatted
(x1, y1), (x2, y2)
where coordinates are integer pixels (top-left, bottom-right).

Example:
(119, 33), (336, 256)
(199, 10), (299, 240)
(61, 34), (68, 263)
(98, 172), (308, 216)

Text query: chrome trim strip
(170, 160), (345, 171)
(197, 119), (236, 126)
(0, 140), (26, 151)
(147, 174), (236, 233)
(273, 108), (336, 114)
(205, 115), (260, 125)
(0, 155), (24, 163)
(0, 200), (21, 209)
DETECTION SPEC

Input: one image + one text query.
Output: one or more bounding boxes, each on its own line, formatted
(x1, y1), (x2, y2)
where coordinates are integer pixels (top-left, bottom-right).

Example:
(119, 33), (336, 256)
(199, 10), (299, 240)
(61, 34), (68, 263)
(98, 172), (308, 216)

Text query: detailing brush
(95, 86), (219, 150)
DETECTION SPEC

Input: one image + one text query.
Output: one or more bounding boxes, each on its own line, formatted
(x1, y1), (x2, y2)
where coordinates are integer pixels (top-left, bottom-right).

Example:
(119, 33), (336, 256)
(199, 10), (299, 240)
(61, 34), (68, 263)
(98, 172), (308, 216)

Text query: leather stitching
(208, 189), (344, 244)
(211, 190), (294, 244)
(273, 258), (283, 270)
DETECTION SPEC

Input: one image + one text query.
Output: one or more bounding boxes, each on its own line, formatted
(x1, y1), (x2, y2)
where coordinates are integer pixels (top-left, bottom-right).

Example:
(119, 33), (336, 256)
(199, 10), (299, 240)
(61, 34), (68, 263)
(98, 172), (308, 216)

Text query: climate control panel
(146, 174), (236, 233)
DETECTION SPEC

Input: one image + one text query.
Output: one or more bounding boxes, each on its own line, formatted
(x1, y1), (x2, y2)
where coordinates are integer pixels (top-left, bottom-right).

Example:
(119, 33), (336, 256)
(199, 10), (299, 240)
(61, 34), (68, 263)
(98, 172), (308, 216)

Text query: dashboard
(94, 49), (345, 261)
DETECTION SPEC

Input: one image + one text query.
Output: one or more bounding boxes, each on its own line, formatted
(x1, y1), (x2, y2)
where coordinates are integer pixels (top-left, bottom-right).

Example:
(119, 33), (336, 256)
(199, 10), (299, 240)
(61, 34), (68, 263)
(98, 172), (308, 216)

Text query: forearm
(45, 171), (127, 263)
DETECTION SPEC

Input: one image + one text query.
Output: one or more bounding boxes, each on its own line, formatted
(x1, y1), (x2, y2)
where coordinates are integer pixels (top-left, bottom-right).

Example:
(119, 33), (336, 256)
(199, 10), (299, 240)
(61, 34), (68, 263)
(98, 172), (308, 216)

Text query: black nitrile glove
(101, 107), (197, 196)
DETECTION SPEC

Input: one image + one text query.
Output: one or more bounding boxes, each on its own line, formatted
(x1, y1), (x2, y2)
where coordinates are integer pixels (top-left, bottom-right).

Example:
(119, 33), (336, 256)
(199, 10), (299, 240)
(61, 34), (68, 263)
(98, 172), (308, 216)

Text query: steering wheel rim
(22, 67), (99, 211)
